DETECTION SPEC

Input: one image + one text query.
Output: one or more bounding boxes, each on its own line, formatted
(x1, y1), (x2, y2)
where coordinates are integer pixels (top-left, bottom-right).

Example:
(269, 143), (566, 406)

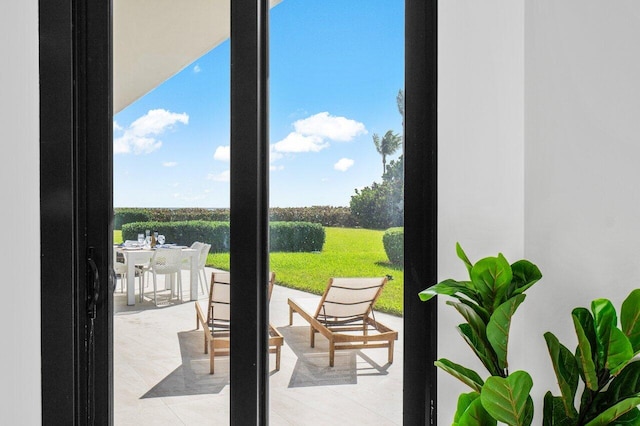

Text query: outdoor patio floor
(114, 267), (404, 425)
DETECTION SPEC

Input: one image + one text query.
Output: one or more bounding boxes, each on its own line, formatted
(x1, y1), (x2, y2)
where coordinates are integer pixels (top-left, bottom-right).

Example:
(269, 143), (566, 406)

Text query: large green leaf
(459, 297), (491, 324)
(487, 294), (526, 370)
(470, 255), (513, 312)
(458, 324), (502, 377)
(419, 279), (479, 303)
(607, 327), (634, 375)
(572, 311), (598, 391)
(457, 242), (474, 275)
(544, 332), (579, 418)
(509, 260), (542, 297)
(449, 301), (488, 337)
(542, 392), (575, 426)
(592, 298), (618, 371)
(589, 361), (640, 420)
(454, 392), (497, 426)
(435, 359), (485, 393)
(480, 371), (534, 426)
(573, 308), (598, 360)
(455, 392), (480, 425)
(621, 289), (640, 354)
(611, 408), (640, 425)
(585, 397), (640, 426)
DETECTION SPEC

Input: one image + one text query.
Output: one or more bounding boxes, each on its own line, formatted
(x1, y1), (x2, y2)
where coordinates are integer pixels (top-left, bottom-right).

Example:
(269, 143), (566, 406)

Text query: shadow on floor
(141, 330), (228, 398)
(278, 326), (391, 389)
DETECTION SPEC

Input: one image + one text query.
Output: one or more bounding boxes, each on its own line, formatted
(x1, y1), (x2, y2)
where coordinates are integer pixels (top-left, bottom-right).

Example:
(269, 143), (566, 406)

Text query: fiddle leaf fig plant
(542, 289), (640, 425)
(419, 243), (540, 424)
(419, 243), (542, 379)
(420, 244), (640, 425)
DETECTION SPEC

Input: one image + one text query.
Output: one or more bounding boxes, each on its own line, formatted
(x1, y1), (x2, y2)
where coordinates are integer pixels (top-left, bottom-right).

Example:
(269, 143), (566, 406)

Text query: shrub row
(121, 220), (325, 252)
(122, 221), (230, 252)
(383, 227), (404, 265)
(268, 206), (357, 227)
(114, 206), (354, 229)
(269, 222), (325, 252)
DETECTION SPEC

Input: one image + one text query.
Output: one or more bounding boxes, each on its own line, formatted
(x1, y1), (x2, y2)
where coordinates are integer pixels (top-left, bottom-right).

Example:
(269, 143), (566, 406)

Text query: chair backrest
(113, 247), (127, 274)
(207, 271), (276, 329)
(208, 272), (231, 328)
(151, 248), (183, 274)
(190, 241), (203, 250)
(198, 243), (211, 268)
(314, 277), (388, 325)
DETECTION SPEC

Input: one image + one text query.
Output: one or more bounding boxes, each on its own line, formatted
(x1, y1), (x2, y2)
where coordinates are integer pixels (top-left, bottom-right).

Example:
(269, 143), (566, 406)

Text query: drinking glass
(137, 233), (145, 246)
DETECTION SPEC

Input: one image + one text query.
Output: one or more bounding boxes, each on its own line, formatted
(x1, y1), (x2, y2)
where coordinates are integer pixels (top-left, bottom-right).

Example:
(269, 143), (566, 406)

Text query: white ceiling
(114, 0), (282, 114)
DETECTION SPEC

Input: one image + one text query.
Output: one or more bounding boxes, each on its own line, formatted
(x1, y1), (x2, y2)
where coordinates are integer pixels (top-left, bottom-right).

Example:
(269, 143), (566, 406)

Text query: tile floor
(114, 267), (403, 425)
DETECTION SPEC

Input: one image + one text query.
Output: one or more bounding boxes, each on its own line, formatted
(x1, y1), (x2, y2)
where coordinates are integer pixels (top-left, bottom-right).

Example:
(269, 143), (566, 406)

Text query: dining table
(116, 245), (199, 306)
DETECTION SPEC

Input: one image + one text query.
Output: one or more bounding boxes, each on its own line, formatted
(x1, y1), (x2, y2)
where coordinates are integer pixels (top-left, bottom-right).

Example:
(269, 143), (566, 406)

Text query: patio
(114, 267), (404, 425)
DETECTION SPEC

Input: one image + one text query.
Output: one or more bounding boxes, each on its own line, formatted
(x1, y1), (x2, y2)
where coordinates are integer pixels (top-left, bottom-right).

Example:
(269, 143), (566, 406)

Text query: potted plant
(420, 243), (640, 425)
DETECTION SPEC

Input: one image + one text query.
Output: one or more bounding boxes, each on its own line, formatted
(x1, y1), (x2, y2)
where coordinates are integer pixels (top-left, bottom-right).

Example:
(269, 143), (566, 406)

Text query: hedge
(122, 221), (230, 252)
(115, 206), (353, 229)
(121, 220), (324, 253)
(382, 227), (403, 265)
(269, 221), (325, 252)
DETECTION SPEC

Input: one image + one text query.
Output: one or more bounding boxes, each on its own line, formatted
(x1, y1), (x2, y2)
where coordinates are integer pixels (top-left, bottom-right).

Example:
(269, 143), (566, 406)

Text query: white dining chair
(113, 247), (127, 292)
(182, 241), (209, 295)
(113, 246), (143, 293)
(146, 248), (184, 305)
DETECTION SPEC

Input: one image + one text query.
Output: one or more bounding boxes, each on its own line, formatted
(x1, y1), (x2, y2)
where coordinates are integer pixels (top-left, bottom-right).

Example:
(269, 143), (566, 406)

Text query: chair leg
(177, 272), (183, 302)
(329, 341), (335, 367)
(388, 340), (394, 364)
(310, 326), (315, 348)
(275, 345), (281, 371)
(152, 272), (158, 306)
(209, 340), (215, 374)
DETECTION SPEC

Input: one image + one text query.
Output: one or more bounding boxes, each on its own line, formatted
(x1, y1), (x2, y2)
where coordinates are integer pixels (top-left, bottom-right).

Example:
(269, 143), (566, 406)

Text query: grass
(208, 227), (403, 316)
(114, 227), (403, 315)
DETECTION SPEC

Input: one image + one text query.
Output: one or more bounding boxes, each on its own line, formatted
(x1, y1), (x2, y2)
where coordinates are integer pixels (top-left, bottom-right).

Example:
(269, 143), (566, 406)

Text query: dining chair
(181, 241), (209, 296)
(146, 248), (184, 305)
(113, 246), (143, 293)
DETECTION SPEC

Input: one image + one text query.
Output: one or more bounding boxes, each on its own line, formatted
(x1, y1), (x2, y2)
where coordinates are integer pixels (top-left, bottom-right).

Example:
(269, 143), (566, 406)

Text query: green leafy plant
(542, 289), (640, 425)
(420, 243), (640, 425)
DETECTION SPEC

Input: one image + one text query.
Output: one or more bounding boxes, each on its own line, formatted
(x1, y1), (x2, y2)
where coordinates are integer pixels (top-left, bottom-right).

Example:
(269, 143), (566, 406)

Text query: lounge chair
(195, 271), (284, 374)
(287, 277), (397, 367)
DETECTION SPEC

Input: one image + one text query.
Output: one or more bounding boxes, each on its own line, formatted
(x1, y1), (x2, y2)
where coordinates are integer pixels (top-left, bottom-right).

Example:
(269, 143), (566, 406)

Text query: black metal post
(404, 0), (438, 424)
(230, 0), (270, 424)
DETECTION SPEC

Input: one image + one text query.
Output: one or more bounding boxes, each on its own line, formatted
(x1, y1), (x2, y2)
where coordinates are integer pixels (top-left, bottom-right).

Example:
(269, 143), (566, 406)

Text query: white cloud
(214, 145), (230, 162)
(270, 165), (284, 171)
(271, 112), (366, 157)
(207, 170), (230, 182)
(293, 112), (366, 142)
(113, 121), (122, 132)
(273, 132), (328, 153)
(162, 162), (177, 167)
(114, 109), (189, 155)
(193, 64), (201, 73)
(334, 158), (354, 172)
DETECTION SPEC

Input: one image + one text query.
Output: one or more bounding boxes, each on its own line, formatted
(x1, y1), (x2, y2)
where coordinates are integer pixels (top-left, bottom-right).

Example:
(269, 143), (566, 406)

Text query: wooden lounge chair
(195, 271), (284, 374)
(287, 277), (397, 367)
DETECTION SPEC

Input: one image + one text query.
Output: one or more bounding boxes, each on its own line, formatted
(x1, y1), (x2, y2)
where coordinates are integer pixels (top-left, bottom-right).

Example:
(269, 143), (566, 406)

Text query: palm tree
(372, 130), (402, 175)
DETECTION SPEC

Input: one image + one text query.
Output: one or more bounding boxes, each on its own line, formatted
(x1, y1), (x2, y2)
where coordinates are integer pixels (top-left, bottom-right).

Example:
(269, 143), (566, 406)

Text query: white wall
(0, 1), (41, 424)
(438, 0), (525, 422)
(524, 0), (640, 422)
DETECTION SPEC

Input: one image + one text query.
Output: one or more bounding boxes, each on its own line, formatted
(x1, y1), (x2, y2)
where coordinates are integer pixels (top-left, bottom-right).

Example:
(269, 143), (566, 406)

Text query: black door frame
(39, 0), (437, 424)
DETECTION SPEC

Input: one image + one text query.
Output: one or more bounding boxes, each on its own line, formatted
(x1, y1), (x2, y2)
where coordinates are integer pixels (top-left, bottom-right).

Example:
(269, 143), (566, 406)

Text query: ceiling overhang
(114, 0), (282, 114)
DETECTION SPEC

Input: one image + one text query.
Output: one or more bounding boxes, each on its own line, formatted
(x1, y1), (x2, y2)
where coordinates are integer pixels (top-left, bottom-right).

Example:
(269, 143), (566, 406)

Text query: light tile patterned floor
(114, 267), (403, 425)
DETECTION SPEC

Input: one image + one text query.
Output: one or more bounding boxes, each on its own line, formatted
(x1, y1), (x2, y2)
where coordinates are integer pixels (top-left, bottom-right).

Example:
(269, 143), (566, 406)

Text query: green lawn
(114, 227), (403, 315)
(208, 227), (403, 316)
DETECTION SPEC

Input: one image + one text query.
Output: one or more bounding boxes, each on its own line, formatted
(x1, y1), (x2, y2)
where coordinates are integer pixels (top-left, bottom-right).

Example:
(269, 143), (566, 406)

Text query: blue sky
(113, 0), (404, 208)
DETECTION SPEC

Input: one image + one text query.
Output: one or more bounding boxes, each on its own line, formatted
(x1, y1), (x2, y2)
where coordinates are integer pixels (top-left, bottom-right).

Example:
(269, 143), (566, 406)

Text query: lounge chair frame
(288, 277), (398, 367)
(195, 271), (283, 374)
